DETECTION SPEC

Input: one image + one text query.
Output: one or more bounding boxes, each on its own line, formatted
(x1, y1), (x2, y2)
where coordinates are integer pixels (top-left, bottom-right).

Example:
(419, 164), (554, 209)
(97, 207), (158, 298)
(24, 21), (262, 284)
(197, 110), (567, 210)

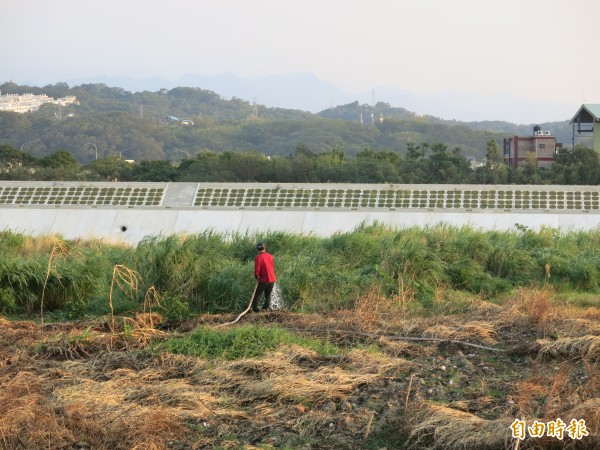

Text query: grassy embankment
(2, 224), (600, 319)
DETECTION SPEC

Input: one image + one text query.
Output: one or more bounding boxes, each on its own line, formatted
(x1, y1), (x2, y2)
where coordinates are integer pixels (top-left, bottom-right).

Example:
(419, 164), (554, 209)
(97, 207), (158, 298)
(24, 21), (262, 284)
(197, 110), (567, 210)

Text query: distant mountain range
(66, 72), (577, 125)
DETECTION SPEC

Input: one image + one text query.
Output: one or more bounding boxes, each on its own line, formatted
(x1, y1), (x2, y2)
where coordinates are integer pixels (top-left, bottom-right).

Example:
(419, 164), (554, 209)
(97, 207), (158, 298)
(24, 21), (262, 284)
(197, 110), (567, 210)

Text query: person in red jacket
(252, 242), (277, 312)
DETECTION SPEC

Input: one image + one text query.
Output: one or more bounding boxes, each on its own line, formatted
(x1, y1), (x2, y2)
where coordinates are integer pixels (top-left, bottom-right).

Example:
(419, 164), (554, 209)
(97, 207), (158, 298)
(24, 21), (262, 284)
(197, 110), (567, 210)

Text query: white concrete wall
(2, 181), (600, 244)
(1, 207), (599, 245)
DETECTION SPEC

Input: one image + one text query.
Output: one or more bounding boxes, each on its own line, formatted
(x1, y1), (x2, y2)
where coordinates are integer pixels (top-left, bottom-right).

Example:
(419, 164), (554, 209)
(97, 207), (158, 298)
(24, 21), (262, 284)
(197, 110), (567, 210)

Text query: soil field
(1, 288), (599, 449)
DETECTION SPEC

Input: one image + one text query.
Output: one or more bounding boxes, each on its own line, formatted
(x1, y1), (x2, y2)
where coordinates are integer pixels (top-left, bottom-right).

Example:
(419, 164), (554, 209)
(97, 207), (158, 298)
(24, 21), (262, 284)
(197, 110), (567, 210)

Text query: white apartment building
(0, 91), (77, 113)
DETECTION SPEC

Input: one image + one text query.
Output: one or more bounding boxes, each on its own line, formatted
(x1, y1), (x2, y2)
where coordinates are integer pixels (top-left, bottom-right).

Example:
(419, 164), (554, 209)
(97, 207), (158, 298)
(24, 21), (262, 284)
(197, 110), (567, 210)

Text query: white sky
(2, 0), (599, 121)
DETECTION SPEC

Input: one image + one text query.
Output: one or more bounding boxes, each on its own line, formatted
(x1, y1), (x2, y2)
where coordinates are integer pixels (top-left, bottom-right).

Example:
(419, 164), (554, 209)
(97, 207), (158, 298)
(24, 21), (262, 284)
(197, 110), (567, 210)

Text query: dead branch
(295, 328), (509, 352)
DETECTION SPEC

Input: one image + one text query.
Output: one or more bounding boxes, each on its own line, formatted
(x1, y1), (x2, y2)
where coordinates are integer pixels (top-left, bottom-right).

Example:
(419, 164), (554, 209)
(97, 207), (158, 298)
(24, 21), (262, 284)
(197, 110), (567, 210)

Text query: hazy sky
(2, 0), (599, 122)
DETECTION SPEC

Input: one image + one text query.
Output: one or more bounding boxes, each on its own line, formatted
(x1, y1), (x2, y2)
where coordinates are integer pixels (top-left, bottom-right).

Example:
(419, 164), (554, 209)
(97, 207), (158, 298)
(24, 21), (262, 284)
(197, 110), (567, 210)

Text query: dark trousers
(252, 282), (274, 311)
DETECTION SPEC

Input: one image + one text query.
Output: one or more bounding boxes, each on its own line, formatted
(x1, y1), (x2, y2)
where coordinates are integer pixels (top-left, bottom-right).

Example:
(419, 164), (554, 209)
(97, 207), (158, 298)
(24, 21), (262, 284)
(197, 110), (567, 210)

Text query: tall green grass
(0, 252), (100, 316)
(2, 224), (600, 318)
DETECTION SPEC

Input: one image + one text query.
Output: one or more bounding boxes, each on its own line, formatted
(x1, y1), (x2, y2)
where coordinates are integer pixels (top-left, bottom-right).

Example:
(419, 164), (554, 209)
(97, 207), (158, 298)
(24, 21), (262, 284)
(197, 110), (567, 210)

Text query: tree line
(1, 142), (599, 185)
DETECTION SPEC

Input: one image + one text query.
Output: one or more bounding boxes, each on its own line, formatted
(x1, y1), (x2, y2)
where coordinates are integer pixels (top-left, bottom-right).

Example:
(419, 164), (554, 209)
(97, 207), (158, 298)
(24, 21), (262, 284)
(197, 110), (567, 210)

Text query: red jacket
(255, 252), (276, 283)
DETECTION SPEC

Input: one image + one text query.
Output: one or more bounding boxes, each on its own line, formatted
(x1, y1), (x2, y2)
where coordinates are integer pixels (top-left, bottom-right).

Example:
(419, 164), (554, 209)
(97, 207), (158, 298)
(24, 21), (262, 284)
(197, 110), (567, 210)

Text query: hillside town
(0, 91), (77, 113)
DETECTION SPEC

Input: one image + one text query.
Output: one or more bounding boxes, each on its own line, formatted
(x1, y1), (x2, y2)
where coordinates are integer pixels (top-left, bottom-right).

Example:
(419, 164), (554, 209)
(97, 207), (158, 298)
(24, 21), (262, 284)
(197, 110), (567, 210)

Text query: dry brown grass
(52, 369), (233, 449)
(515, 375), (556, 417)
(525, 286), (553, 328)
(0, 371), (73, 449)
(346, 284), (411, 332)
(109, 264), (141, 332)
(1, 283), (600, 449)
(123, 312), (166, 344)
(422, 320), (498, 345)
(565, 398), (600, 435)
(497, 286), (555, 331)
(20, 234), (61, 257)
(216, 344), (404, 407)
(408, 403), (514, 450)
(542, 364), (573, 419)
(538, 335), (600, 361)
(0, 317), (38, 347)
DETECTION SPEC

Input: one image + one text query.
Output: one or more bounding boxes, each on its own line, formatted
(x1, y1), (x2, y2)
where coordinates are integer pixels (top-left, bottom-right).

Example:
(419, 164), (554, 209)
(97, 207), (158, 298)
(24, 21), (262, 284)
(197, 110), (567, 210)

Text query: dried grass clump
(408, 404), (513, 450)
(525, 287), (553, 326)
(344, 347), (411, 375)
(85, 349), (154, 379)
(290, 410), (337, 437)
(152, 352), (200, 379)
(221, 346), (379, 406)
(563, 398), (600, 435)
(460, 297), (503, 319)
(538, 335), (600, 361)
(378, 337), (427, 358)
(422, 320), (497, 345)
(494, 287), (549, 326)
(554, 317), (600, 338)
(0, 317), (38, 348)
(583, 306), (600, 321)
(129, 409), (187, 449)
(36, 321), (160, 360)
(515, 375), (554, 416)
(21, 234), (62, 256)
(54, 368), (237, 449)
(109, 263), (140, 332)
(500, 287), (555, 328)
(344, 285), (411, 332)
(0, 316), (37, 331)
(238, 365), (368, 405)
(0, 372), (72, 448)
(228, 350), (304, 379)
(123, 312), (166, 343)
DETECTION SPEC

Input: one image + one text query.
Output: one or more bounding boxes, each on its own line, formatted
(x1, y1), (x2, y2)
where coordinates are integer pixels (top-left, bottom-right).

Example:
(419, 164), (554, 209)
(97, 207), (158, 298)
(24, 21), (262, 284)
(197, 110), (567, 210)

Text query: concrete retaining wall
(1, 181), (599, 244)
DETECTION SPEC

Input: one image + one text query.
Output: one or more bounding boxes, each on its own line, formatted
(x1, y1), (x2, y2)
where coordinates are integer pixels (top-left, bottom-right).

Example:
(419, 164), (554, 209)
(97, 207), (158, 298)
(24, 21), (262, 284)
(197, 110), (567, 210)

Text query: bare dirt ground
(1, 288), (599, 449)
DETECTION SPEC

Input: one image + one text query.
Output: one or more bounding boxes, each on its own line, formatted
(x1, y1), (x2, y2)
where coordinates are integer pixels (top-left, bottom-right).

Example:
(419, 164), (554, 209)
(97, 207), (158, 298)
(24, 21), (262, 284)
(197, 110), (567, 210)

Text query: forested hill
(0, 81), (570, 164)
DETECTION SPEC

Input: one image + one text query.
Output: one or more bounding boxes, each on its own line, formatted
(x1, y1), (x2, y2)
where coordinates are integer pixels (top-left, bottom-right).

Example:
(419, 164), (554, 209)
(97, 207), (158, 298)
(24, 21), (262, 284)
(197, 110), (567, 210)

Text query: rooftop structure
(571, 104), (600, 153)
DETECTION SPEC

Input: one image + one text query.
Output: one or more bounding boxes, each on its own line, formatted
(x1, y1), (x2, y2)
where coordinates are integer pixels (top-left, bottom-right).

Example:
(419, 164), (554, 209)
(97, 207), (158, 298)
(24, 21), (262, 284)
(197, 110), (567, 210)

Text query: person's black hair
(256, 242), (265, 251)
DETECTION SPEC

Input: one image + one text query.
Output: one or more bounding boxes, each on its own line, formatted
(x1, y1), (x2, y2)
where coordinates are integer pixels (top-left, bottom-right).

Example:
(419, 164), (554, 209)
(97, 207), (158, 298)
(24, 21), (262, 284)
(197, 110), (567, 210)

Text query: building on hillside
(570, 104), (600, 153)
(503, 126), (562, 168)
(165, 116), (194, 125)
(0, 92), (77, 113)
